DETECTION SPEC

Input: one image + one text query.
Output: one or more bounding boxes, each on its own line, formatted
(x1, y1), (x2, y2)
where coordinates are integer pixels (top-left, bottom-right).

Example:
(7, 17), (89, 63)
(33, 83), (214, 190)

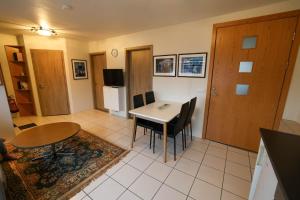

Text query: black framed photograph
(178, 53), (207, 78)
(72, 59), (88, 80)
(153, 54), (177, 77)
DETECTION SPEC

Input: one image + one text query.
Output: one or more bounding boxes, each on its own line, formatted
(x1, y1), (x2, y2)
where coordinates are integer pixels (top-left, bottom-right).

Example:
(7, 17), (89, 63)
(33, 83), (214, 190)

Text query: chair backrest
(145, 91), (155, 104)
(174, 102), (190, 133)
(133, 94), (144, 108)
(185, 97), (197, 125)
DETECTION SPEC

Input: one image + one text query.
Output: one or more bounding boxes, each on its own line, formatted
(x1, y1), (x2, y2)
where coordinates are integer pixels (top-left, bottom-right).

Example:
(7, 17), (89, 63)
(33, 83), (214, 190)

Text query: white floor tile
(223, 174), (251, 199)
(182, 149), (204, 163)
(197, 165), (224, 188)
(89, 178), (126, 200)
(207, 146), (227, 159)
(128, 154), (153, 171)
(190, 143), (208, 153)
(221, 190), (246, 200)
(227, 151), (249, 167)
(145, 161), (172, 182)
(82, 196), (92, 200)
(190, 179), (222, 200)
(202, 154), (226, 171)
(175, 157), (200, 177)
(228, 146), (248, 156)
(83, 174), (109, 193)
(141, 147), (161, 160)
(156, 152), (179, 167)
(209, 141), (228, 150)
(225, 161), (251, 181)
(105, 161), (125, 176)
(129, 174), (162, 200)
(70, 191), (86, 200)
(122, 151), (138, 163)
(112, 164), (142, 187)
(118, 190), (141, 200)
(153, 185), (186, 200)
(165, 169), (194, 195)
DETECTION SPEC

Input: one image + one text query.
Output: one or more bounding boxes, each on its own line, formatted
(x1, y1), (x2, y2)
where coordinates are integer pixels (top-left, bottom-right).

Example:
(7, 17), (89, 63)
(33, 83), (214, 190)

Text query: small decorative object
(111, 49), (118, 57)
(13, 52), (24, 62)
(72, 59), (88, 80)
(178, 53), (207, 78)
(20, 81), (29, 90)
(153, 54), (177, 77)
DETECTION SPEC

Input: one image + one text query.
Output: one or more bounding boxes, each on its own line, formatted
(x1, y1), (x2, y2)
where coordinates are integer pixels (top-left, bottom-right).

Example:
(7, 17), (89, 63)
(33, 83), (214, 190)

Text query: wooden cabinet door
(91, 54), (106, 111)
(31, 50), (70, 116)
(206, 17), (297, 151)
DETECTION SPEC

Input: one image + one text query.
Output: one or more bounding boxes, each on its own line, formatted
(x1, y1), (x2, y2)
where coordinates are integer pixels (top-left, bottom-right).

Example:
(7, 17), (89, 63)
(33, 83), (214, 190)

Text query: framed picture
(153, 54), (177, 77)
(178, 53), (207, 78)
(72, 59), (88, 80)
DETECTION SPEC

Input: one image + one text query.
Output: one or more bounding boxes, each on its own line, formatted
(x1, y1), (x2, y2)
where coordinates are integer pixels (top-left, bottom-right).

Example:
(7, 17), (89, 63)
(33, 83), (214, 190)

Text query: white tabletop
(129, 101), (182, 123)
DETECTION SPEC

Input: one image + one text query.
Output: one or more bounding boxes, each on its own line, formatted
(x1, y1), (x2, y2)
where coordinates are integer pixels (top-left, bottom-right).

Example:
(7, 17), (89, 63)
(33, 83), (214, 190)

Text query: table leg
(131, 115), (137, 148)
(163, 122), (168, 163)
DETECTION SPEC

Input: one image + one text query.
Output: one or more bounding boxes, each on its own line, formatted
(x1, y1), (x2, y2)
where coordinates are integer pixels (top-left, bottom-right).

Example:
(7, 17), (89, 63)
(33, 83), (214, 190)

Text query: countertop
(260, 128), (300, 200)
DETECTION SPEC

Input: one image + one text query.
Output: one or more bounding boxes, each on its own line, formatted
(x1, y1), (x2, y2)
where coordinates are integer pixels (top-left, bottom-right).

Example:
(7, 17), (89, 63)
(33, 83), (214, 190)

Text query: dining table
(129, 101), (182, 162)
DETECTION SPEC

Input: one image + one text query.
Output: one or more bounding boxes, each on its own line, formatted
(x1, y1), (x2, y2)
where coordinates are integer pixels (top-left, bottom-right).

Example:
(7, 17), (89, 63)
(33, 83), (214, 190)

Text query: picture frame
(153, 54), (177, 77)
(177, 53), (207, 78)
(71, 59), (88, 80)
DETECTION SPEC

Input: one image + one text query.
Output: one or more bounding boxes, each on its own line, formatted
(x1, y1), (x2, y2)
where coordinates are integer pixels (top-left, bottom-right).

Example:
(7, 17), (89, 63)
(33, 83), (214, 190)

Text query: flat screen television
(103, 69), (124, 87)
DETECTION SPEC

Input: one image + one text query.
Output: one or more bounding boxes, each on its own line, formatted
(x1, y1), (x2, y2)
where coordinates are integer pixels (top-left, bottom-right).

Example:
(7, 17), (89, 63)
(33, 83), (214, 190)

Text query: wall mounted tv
(103, 69), (124, 87)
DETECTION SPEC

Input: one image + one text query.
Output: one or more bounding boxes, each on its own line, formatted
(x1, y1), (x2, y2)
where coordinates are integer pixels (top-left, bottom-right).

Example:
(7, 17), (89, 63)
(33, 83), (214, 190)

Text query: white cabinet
(103, 86), (125, 111)
(249, 140), (278, 200)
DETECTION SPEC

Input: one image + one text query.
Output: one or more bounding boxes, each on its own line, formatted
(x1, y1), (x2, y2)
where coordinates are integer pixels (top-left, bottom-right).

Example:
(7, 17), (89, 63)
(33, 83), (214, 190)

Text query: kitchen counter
(260, 128), (300, 200)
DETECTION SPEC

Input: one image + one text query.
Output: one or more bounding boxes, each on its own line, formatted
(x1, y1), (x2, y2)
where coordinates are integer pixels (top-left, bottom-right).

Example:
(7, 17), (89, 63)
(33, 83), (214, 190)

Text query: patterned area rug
(2, 130), (128, 200)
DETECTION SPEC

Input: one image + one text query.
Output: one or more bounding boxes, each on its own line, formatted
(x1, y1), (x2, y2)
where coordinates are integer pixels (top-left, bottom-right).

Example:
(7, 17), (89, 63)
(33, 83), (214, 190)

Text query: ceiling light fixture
(31, 26), (57, 36)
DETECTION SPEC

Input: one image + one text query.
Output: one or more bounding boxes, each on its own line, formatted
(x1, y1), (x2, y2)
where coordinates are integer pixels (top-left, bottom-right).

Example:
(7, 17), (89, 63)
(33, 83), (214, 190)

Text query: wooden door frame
(31, 49), (70, 115)
(89, 51), (108, 112)
(203, 10), (300, 139)
(125, 45), (153, 116)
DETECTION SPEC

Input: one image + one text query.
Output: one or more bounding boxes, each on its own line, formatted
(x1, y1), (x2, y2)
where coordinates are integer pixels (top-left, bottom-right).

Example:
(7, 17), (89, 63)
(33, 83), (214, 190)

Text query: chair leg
(184, 128), (187, 148)
(174, 136), (176, 161)
(181, 131), (184, 151)
(150, 130), (152, 149)
(190, 122), (193, 141)
(153, 132), (156, 154)
(134, 125), (137, 142)
(144, 128), (146, 135)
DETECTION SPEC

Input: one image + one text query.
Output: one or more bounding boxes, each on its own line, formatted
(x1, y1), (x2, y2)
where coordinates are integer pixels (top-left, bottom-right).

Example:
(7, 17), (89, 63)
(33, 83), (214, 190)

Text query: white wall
(0, 86), (15, 141)
(65, 39), (94, 113)
(284, 50), (300, 124)
(89, 0), (300, 138)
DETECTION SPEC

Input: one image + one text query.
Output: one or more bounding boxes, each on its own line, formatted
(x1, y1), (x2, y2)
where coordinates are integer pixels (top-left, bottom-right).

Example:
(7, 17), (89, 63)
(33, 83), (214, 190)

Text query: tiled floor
(13, 110), (257, 200)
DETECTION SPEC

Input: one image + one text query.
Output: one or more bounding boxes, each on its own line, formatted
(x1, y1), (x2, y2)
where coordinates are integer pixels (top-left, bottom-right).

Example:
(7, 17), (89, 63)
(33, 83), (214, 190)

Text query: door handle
(211, 87), (217, 96)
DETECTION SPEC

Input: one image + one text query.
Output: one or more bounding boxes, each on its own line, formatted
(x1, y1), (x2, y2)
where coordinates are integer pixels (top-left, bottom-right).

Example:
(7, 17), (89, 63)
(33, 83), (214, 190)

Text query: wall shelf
(5, 45), (36, 116)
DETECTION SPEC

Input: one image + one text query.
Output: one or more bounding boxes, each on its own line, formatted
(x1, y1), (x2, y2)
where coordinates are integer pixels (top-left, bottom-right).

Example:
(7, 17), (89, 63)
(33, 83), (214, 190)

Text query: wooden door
(127, 47), (153, 109)
(91, 53), (107, 111)
(31, 50), (70, 116)
(205, 17), (298, 151)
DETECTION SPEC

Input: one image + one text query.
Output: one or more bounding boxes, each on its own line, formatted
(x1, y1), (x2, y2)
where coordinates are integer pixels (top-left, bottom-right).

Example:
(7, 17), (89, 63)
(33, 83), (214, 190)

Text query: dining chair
(152, 102), (190, 160)
(133, 94), (158, 148)
(145, 91), (155, 105)
(184, 97), (197, 145)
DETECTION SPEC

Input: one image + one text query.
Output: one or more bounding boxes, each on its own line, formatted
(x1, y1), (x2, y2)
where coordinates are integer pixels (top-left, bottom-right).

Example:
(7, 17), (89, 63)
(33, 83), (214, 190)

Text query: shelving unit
(5, 45), (36, 116)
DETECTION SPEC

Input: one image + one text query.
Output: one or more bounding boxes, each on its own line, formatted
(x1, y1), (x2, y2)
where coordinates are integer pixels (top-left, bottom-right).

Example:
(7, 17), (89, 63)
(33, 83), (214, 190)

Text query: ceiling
(0, 0), (285, 40)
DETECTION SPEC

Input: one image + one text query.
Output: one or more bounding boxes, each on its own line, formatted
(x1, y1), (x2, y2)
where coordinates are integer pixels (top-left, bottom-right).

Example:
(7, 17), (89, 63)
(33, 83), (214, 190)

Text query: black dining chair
(133, 94), (157, 147)
(133, 94), (148, 138)
(151, 102), (190, 160)
(184, 97), (197, 144)
(145, 91), (155, 105)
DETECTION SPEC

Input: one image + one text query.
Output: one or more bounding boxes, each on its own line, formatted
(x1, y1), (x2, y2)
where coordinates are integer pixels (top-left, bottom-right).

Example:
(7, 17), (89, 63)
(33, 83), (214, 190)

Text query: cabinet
(103, 86), (125, 111)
